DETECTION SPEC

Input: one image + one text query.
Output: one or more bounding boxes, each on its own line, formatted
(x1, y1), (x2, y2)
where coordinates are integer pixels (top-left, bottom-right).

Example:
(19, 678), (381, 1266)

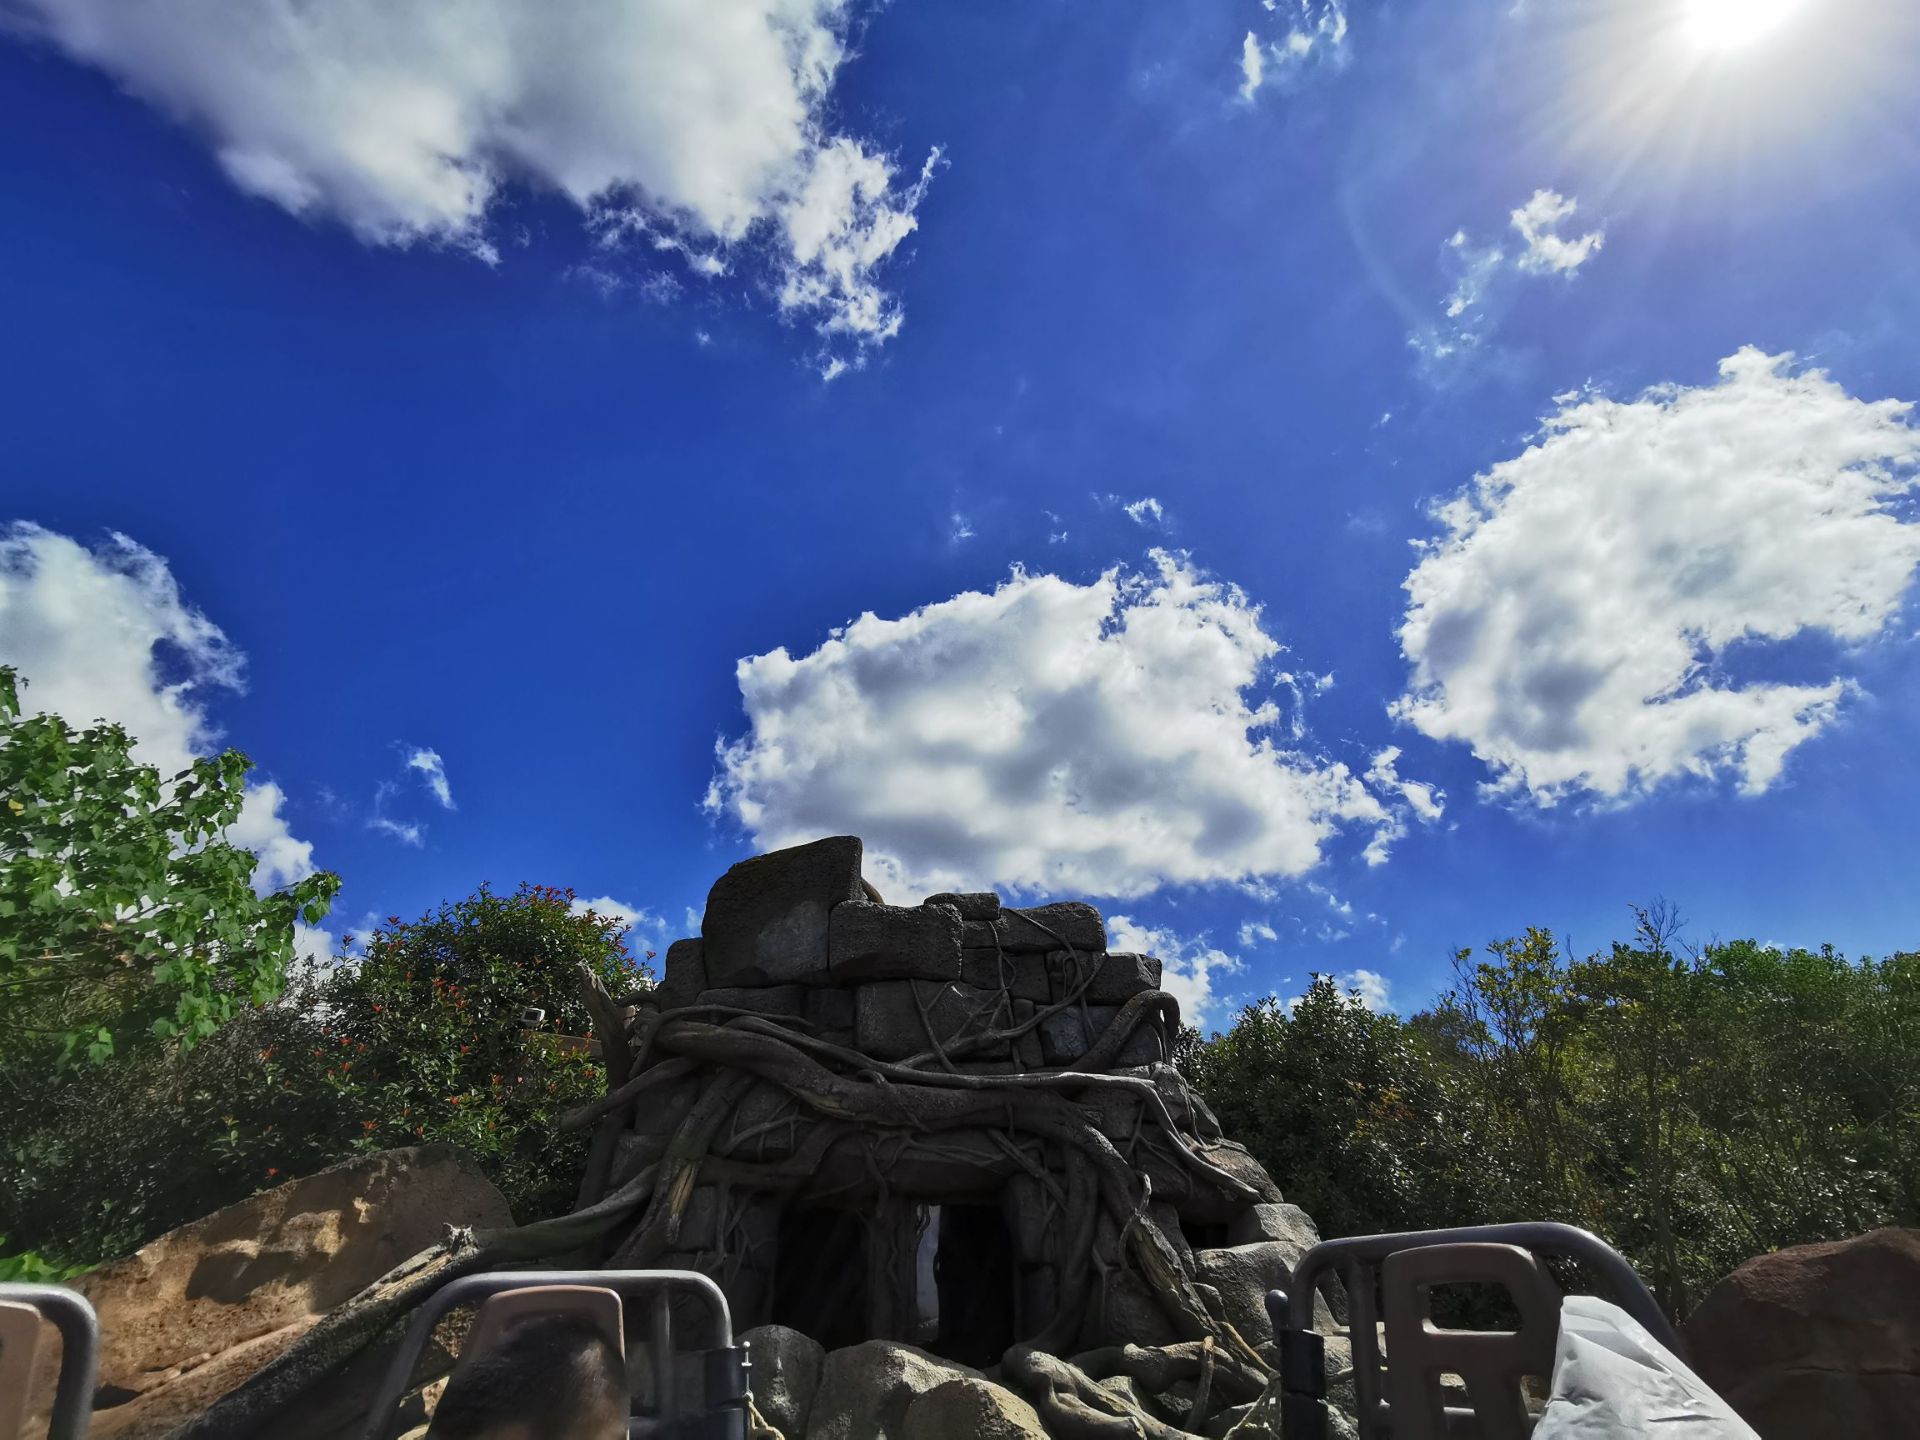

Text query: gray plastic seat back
(1380, 1242), (1561, 1440)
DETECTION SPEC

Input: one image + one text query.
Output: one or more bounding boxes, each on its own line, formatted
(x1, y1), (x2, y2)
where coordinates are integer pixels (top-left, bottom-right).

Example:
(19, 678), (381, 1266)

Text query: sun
(1680, 0), (1813, 51)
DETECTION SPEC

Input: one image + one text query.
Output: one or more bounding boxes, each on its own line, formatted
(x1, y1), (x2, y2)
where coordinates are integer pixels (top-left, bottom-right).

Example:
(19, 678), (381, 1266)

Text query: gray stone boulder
(805, 1341), (980, 1440)
(959, 948), (1049, 1002)
(703, 836), (866, 987)
(902, 1376), (1048, 1438)
(1197, 1241), (1334, 1346)
(830, 901), (962, 983)
(741, 1324), (825, 1439)
(1038, 1005), (1164, 1066)
(1226, 1202), (1321, 1256)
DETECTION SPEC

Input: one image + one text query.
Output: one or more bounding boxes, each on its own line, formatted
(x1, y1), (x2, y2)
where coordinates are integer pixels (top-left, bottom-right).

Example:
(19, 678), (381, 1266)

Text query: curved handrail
(0, 1283), (101, 1440)
(1283, 1221), (1680, 1353)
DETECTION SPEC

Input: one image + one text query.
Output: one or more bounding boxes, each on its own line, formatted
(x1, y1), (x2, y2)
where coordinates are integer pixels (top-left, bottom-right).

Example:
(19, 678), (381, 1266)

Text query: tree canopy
(0, 665), (339, 1061)
(1186, 914), (1920, 1316)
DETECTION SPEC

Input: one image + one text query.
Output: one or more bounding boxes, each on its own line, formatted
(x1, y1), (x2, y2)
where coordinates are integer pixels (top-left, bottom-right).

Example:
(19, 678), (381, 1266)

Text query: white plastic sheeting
(1535, 1295), (1758, 1439)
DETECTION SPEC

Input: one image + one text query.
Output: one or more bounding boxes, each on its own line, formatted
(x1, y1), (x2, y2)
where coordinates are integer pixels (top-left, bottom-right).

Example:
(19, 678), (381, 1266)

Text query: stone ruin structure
(566, 836), (1304, 1370)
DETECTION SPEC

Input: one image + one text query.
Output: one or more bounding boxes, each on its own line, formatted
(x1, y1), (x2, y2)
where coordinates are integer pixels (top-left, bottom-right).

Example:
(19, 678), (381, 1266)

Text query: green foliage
(0, 883), (651, 1269)
(0, 665), (339, 1061)
(0, 1238), (89, 1284)
(1186, 978), (1468, 1239)
(313, 884), (649, 1223)
(1189, 915), (1920, 1318)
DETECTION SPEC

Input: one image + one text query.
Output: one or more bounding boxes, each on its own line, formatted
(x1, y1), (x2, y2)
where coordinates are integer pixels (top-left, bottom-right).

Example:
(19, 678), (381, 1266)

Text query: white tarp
(1534, 1295), (1758, 1439)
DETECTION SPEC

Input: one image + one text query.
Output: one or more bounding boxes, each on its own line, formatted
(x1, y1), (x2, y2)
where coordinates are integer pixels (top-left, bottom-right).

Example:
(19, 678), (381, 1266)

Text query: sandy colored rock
(35, 1144), (508, 1439)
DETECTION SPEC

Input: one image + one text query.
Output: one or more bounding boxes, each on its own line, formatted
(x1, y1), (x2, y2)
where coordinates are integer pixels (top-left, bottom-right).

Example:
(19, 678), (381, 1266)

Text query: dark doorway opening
(1182, 1218), (1231, 1251)
(771, 1206), (870, 1352)
(932, 1203), (1016, 1366)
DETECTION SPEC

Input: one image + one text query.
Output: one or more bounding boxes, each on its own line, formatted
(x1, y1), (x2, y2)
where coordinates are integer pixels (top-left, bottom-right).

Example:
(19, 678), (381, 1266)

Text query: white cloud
(1123, 497), (1166, 528)
(1395, 349), (1920, 802)
(0, 523), (316, 889)
(405, 745), (454, 809)
(294, 922), (338, 966)
(1237, 32), (1266, 103)
(1441, 231), (1506, 321)
(6, 0), (938, 357)
(1238, 920), (1279, 947)
(1363, 746), (1446, 862)
(707, 551), (1397, 899)
(368, 813), (424, 848)
(1274, 669), (1335, 741)
(1236, 0), (1350, 100)
(1510, 189), (1603, 276)
(1342, 967), (1392, 1011)
(1107, 914), (1243, 1032)
(949, 512), (976, 544)
(1286, 966), (1392, 1013)
(1412, 192), (1604, 372)
(571, 895), (666, 955)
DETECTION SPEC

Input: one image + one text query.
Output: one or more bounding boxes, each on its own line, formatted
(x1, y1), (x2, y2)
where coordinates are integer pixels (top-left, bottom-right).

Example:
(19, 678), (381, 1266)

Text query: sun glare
(1681, 0), (1812, 51)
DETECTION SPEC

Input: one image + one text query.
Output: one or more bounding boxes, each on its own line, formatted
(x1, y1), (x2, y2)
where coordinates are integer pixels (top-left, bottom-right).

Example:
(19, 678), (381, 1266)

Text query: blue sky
(4, 0), (1920, 1028)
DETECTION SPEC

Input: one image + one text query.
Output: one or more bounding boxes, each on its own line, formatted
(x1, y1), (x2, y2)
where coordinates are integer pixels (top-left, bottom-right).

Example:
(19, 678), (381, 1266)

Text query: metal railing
(0, 1283), (100, 1440)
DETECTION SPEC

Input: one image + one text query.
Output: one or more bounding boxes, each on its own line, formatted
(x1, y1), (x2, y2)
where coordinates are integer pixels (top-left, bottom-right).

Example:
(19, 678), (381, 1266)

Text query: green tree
(0, 884), (655, 1267)
(0, 666), (338, 1060)
(312, 884), (651, 1221)
(1188, 976), (1468, 1239)
(1190, 916), (1920, 1320)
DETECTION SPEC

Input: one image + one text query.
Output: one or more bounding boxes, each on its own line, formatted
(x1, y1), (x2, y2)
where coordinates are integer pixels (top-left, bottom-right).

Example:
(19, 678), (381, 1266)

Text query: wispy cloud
(1236, 0), (1351, 101)
(405, 746), (454, 809)
(1410, 189), (1605, 376)
(368, 812), (424, 848)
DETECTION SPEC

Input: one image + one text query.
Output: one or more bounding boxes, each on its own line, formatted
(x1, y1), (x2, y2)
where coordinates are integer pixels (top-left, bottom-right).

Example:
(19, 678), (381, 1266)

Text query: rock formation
(569, 835), (1290, 1374)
